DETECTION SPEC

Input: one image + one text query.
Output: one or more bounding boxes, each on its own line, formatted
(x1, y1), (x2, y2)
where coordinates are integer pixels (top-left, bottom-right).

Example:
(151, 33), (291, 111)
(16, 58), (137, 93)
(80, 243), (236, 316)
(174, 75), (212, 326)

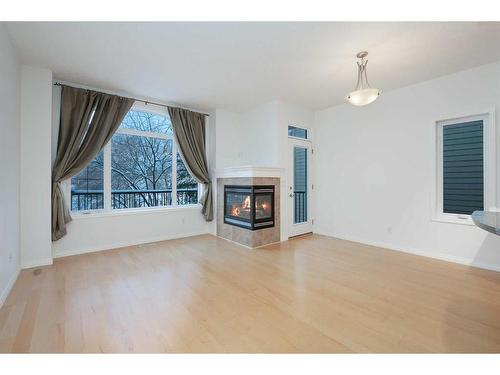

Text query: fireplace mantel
(214, 166), (284, 179)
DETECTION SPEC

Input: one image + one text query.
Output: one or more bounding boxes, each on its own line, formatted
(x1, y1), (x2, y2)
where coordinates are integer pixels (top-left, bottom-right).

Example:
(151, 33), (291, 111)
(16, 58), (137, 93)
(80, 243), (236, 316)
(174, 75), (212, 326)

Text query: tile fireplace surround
(216, 166), (282, 248)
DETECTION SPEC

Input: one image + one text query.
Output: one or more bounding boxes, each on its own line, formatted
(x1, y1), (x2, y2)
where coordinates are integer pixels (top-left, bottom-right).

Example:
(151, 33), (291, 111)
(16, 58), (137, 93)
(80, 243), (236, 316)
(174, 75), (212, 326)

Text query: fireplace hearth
(224, 185), (275, 230)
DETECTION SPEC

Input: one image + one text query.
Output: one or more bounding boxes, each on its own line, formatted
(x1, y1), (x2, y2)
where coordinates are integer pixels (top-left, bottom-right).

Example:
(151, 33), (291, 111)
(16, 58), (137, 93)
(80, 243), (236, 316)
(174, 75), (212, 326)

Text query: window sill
(431, 214), (475, 226)
(71, 204), (202, 220)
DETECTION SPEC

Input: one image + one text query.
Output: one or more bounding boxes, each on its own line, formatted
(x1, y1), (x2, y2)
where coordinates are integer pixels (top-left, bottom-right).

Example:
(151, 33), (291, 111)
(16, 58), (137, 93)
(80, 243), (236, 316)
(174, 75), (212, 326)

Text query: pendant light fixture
(346, 51), (381, 106)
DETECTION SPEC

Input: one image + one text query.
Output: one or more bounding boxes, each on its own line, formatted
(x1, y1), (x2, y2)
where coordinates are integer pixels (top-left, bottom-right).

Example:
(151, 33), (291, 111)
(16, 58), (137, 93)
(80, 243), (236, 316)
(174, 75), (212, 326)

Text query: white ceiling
(6, 22), (500, 112)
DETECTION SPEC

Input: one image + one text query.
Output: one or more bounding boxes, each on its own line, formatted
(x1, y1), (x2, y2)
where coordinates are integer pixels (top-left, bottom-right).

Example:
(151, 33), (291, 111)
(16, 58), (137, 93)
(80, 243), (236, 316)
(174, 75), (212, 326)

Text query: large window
(70, 104), (199, 213)
(436, 112), (495, 222)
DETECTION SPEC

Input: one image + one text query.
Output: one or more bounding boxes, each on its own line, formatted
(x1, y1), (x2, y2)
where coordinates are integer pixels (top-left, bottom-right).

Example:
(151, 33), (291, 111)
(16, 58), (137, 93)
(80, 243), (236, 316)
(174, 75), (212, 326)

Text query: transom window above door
(288, 125), (308, 139)
(69, 104), (199, 213)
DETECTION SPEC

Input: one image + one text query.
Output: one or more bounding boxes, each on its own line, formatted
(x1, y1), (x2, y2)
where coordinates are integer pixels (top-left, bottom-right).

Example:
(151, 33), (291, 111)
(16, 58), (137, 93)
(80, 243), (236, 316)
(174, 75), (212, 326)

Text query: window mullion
(172, 141), (177, 206)
(104, 142), (112, 211)
(117, 128), (170, 140)
(437, 124), (444, 216)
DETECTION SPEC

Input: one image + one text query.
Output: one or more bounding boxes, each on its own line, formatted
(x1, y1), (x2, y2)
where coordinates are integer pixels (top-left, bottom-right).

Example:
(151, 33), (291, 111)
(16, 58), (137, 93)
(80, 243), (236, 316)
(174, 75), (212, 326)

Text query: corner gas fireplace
(224, 185), (275, 230)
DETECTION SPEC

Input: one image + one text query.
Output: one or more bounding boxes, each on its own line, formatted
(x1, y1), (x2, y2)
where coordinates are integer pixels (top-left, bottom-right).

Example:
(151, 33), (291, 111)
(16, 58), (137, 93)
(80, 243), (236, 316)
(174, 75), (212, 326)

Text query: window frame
(434, 110), (496, 225)
(67, 102), (201, 217)
(287, 125), (311, 141)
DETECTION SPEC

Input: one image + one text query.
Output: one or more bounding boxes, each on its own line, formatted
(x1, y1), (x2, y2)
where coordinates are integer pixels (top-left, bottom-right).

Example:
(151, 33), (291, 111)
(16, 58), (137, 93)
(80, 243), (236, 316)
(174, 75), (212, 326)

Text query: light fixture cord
(355, 57), (372, 90)
(355, 60), (363, 90)
(363, 59), (372, 88)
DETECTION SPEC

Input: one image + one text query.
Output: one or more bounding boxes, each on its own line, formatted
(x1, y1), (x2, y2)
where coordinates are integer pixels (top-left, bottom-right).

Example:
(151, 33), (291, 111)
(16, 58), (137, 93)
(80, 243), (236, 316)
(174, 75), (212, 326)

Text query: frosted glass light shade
(346, 88), (381, 106)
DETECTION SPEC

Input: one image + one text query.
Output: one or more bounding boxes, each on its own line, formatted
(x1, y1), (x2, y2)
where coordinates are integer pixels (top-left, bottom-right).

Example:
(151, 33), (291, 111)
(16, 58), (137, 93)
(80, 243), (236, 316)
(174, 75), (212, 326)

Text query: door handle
(289, 193), (295, 198)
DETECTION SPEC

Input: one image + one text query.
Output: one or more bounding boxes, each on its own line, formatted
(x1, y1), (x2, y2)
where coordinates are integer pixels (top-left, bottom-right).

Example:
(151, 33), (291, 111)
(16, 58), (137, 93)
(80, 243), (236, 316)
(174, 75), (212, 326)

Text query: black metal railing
(71, 188), (198, 211)
(176, 189), (199, 206)
(71, 191), (104, 211)
(112, 189), (172, 209)
(294, 191), (307, 223)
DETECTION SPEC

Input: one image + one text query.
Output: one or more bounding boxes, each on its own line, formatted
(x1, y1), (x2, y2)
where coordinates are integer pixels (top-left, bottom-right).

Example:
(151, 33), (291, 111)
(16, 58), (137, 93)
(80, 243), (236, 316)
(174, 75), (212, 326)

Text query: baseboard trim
(253, 239), (282, 249)
(288, 232), (313, 239)
(53, 230), (210, 259)
(215, 234), (283, 249)
(21, 258), (54, 270)
(0, 268), (20, 308)
(216, 235), (253, 249)
(315, 231), (500, 273)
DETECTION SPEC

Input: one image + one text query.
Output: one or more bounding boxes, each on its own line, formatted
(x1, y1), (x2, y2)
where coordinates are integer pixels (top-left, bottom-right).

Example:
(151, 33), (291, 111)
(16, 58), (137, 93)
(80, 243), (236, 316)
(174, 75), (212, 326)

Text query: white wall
(214, 109), (245, 169)
(19, 66), (53, 268)
(239, 102), (280, 166)
(215, 102), (313, 169)
(313, 61), (500, 271)
(51, 207), (209, 257)
(276, 100), (315, 172)
(0, 25), (21, 306)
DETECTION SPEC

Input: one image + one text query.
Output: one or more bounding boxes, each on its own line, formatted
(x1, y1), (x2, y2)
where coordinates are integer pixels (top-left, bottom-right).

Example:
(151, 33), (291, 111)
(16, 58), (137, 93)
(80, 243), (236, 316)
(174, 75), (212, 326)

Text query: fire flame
(231, 195), (251, 217)
(243, 195), (251, 209)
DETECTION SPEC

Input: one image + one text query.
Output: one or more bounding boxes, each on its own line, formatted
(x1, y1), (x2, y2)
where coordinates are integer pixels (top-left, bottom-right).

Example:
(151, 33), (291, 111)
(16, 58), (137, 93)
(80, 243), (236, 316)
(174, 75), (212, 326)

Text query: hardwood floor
(1, 234), (500, 353)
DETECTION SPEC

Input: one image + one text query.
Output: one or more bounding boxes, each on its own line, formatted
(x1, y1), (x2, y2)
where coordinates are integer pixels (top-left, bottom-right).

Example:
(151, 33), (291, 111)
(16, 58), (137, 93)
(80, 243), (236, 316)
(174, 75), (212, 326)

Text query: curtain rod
(53, 82), (210, 117)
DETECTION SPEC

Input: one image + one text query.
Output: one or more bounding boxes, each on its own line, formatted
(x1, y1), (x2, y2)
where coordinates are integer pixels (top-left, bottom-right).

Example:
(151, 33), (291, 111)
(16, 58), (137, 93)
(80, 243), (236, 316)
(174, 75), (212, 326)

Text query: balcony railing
(294, 190), (307, 223)
(71, 188), (198, 211)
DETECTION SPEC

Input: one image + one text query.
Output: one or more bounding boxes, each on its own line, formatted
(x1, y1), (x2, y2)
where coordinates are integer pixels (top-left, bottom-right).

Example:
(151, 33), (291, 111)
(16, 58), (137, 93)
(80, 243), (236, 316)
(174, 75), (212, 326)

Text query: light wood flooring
(1, 234), (500, 353)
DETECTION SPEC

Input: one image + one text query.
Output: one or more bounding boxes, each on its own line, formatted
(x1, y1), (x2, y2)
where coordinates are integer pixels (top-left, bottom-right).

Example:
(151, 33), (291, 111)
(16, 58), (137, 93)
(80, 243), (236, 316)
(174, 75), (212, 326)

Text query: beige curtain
(168, 107), (213, 221)
(52, 86), (134, 241)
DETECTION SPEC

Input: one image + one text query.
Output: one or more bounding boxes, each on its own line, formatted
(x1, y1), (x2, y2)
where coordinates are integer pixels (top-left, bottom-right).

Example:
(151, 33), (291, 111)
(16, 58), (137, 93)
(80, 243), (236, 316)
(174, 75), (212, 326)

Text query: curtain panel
(52, 86), (134, 241)
(168, 107), (213, 221)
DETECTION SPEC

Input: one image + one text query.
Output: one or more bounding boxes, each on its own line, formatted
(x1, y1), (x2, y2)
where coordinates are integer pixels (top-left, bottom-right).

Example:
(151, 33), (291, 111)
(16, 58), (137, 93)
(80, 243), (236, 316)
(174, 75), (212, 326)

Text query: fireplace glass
(255, 194), (273, 220)
(224, 185), (275, 230)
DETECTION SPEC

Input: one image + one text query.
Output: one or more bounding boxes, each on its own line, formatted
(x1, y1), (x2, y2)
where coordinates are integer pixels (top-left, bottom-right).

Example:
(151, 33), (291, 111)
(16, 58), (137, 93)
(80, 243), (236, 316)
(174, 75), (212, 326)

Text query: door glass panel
(294, 146), (308, 224)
